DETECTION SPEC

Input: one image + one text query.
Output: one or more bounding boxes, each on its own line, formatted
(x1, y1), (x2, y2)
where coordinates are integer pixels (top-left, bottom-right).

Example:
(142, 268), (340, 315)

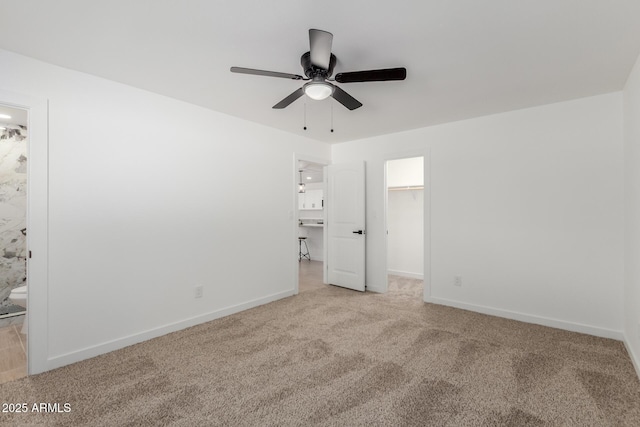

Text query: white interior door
(326, 161), (366, 291)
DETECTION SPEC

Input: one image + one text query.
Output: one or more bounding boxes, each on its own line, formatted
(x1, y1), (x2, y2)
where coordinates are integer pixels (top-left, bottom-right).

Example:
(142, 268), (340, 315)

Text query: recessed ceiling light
(306, 176), (312, 180)
(0, 114), (11, 119)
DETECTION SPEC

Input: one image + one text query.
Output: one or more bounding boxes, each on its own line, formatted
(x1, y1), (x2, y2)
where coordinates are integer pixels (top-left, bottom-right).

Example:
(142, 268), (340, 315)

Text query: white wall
(624, 53), (640, 374)
(387, 157), (424, 278)
(387, 189), (423, 278)
(0, 49), (330, 372)
(333, 93), (624, 338)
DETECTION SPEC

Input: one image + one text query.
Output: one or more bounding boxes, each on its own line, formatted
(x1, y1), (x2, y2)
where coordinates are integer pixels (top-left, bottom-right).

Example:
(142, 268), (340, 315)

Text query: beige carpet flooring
(1, 261), (640, 426)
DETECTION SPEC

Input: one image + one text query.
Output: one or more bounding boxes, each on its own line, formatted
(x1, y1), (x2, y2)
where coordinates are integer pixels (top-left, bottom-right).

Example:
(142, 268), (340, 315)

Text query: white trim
(323, 166), (328, 285)
(623, 335), (640, 380)
(423, 152), (432, 302)
(387, 269), (424, 280)
(430, 296), (624, 340)
(45, 289), (294, 371)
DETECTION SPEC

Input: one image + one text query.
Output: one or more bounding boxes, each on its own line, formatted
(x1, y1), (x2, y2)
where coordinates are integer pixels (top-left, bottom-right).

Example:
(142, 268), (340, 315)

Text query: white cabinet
(307, 189), (323, 210)
(299, 189), (323, 210)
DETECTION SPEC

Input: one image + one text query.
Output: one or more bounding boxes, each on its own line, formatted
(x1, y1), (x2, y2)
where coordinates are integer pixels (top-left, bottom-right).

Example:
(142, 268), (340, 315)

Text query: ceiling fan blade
(309, 29), (333, 70)
(335, 67), (407, 83)
(331, 86), (362, 110)
(230, 66), (304, 80)
(273, 88), (305, 109)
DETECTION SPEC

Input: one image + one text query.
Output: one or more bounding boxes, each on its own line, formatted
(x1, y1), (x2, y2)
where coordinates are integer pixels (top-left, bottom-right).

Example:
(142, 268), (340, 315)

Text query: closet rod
(388, 186), (424, 191)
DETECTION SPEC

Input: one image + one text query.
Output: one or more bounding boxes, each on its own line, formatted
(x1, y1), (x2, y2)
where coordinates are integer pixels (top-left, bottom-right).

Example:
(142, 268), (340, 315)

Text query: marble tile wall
(0, 126), (27, 314)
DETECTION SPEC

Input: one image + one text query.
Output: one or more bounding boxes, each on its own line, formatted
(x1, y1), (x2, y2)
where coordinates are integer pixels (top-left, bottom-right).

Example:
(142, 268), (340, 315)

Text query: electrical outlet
(454, 276), (462, 287)
(195, 285), (203, 299)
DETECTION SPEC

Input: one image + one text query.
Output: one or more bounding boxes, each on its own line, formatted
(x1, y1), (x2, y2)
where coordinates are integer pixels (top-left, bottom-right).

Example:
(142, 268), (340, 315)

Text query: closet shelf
(388, 186), (424, 191)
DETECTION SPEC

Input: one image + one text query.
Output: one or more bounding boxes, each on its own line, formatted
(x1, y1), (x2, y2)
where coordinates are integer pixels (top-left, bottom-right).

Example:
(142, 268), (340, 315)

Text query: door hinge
(29, 250), (32, 259)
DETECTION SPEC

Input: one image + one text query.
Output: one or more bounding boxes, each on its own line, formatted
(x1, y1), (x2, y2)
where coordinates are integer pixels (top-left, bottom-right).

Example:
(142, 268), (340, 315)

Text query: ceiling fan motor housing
(301, 52), (336, 78)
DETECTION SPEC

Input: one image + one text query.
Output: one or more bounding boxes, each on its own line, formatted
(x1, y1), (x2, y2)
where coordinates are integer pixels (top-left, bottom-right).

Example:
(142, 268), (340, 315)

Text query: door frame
(383, 149), (431, 301)
(292, 153), (330, 295)
(0, 90), (49, 375)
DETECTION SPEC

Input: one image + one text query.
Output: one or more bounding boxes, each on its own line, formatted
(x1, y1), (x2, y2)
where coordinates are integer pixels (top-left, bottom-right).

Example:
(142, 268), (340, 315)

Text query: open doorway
(385, 156), (424, 300)
(0, 104), (28, 383)
(295, 159), (327, 294)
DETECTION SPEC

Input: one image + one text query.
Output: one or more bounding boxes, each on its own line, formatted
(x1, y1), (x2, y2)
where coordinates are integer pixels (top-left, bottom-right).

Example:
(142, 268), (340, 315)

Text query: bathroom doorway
(294, 157), (328, 294)
(0, 104), (28, 383)
(385, 156), (425, 300)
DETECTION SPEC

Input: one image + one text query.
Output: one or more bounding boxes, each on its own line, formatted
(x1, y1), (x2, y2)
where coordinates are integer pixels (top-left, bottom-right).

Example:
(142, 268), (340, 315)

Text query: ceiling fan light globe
(304, 82), (333, 100)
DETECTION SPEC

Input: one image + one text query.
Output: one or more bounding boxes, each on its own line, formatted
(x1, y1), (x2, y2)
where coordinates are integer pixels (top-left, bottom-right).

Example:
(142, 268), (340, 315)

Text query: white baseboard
(623, 335), (640, 381)
(429, 296), (623, 341)
(388, 269), (423, 280)
(45, 289), (295, 372)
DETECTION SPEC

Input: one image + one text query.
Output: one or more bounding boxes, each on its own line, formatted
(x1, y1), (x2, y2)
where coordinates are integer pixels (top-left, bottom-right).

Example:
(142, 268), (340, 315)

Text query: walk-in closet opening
(385, 156), (424, 299)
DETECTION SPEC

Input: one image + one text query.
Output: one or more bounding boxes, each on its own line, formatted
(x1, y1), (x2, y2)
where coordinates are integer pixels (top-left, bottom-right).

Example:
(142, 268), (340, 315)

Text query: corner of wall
(623, 51), (640, 381)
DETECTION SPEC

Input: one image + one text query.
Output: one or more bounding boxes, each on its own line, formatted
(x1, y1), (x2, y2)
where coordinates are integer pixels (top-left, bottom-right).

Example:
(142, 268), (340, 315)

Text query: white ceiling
(1, 1), (639, 143)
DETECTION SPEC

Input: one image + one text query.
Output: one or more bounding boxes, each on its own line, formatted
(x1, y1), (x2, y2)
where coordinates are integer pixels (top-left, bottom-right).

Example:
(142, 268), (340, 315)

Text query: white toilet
(8, 285), (27, 334)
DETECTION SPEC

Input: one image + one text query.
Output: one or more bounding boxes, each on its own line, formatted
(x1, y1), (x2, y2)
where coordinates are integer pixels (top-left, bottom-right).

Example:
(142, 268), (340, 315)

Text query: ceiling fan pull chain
(303, 102), (307, 130)
(330, 102), (334, 133)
